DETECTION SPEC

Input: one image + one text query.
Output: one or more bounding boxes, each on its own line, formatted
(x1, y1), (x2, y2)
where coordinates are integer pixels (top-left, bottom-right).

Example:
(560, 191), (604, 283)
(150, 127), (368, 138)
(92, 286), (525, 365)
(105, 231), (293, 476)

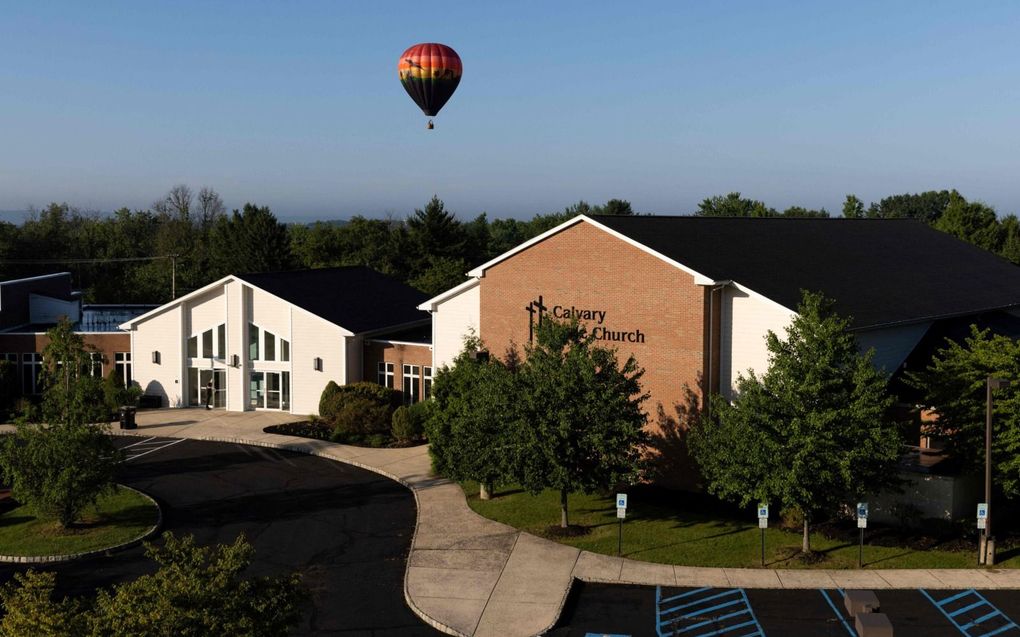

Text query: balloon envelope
(398, 43), (462, 117)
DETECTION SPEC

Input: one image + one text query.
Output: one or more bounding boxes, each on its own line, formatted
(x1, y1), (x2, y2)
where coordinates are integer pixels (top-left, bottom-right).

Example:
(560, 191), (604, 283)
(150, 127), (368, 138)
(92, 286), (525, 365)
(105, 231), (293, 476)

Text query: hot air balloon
(398, 43), (462, 129)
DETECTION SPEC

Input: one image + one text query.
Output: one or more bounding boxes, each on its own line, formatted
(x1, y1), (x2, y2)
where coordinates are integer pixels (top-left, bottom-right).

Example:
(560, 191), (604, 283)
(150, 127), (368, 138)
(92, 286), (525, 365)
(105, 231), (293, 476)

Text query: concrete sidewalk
(104, 409), (1020, 637)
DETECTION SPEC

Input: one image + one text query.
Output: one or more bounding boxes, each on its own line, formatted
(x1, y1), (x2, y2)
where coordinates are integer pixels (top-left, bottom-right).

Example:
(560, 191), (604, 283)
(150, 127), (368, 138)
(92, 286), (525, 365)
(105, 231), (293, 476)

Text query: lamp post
(984, 376), (1010, 565)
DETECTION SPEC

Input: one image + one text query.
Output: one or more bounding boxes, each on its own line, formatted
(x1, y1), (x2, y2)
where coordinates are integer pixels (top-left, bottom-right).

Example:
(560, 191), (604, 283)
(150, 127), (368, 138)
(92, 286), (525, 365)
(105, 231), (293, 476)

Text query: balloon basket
(426, 120), (434, 130)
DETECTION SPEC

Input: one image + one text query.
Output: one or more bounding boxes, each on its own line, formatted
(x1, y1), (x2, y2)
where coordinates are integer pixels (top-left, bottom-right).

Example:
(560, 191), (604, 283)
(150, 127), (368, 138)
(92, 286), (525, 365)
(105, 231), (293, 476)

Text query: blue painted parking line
(656, 586), (765, 637)
(921, 589), (1020, 637)
(818, 589), (855, 637)
(584, 633), (630, 637)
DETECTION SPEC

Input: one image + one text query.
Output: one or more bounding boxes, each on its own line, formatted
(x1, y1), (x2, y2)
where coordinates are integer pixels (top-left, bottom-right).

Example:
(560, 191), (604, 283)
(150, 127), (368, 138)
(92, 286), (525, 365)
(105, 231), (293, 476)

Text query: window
(403, 364), (421, 404)
(377, 362), (394, 388)
(21, 353), (42, 395)
(87, 352), (103, 378)
(423, 366), (433, 399)
(1, 353), (17, 363)
(217, 324), (226, 359)
(249, 324), (260, 360)
(202, 329), (213, 358)
(281, 339), (290, 362)
(264, 330), (276, 361)
(187, 335), (198, 358)
(115, 352), (132, 387)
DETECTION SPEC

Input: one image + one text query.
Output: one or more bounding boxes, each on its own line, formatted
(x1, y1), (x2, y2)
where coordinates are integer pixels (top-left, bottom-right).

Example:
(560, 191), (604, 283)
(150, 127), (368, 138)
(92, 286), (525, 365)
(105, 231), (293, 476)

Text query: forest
(0, 186), (1017, 303)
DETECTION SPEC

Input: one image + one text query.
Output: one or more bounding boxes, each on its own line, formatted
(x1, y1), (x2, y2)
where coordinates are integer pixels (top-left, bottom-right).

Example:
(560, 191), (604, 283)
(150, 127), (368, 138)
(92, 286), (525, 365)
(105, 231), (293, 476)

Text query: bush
(391, 406), (415, 443)
(103, 369), (142, 414)
(318, 381), (402, 428)
(330, 396), (390, 438)
(0, 360), (17, 420)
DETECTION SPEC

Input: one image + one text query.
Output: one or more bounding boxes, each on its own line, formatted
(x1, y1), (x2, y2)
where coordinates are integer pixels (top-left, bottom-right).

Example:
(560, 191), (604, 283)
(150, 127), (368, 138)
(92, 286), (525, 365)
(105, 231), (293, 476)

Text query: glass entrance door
(249, 371), (290, 411)
(189, 368), (226, 408)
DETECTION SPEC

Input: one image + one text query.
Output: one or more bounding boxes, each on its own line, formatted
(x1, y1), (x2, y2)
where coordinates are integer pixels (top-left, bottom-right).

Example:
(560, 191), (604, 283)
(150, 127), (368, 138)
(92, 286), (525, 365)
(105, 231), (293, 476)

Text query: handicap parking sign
(857, 502), (868, 519)
(757, 504), (768, 519)
(616, 494), (628, 509)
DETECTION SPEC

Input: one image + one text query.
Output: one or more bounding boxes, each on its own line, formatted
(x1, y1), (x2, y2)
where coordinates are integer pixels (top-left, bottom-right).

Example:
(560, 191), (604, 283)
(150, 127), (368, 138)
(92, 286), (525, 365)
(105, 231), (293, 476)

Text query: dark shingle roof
(591, 216), (1020, 330)
(236, 267), (429, 334)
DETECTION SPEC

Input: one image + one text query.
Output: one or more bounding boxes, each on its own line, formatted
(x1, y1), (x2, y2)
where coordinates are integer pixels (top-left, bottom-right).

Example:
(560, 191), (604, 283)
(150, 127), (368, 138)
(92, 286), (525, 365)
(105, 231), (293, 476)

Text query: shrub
(330, 396), (390, 438)
(103, 369), (142, 414)
(0, 360), (17, 420)
(318, 381), (402, 427)
(391, 406), (415, 443)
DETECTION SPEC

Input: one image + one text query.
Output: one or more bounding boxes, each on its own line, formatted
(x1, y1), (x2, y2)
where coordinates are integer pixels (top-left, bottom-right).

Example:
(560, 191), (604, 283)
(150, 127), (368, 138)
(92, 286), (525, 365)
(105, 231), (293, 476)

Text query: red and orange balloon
(398, 43), (462, 128)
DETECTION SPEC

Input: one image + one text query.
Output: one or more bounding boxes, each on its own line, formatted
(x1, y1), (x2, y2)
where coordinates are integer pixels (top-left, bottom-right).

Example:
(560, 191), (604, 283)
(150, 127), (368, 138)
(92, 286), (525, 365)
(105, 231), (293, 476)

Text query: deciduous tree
(689, 291), (902, 552)
(907, 326), (1020, 495)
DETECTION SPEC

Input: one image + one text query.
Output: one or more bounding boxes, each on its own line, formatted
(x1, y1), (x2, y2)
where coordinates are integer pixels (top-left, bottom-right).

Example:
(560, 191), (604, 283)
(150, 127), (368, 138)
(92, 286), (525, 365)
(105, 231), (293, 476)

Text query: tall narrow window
(282, 371), (291, 410)
(202, 329), (213, 358)
(264, 330), (276, 361)
(187, 335), (198, 358)
(217, 324), (226, 359)
(281, 339), (290, 362)
(423, 366), (433, 399)
(22, 353), (42, 395)
(87, 352), (103, 377)
(248, 324), (260, 360)
(115, 352), (132, 387)
(403, 364), (421, 404)
(377, 362), (394, 388)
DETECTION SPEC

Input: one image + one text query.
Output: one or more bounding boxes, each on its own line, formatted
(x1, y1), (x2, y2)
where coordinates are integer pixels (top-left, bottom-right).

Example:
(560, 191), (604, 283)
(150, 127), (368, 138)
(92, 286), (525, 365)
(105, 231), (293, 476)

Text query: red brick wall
(479, 221), (709, 418)
(0, 332), (130, 373)
(362, 341), (434, 399)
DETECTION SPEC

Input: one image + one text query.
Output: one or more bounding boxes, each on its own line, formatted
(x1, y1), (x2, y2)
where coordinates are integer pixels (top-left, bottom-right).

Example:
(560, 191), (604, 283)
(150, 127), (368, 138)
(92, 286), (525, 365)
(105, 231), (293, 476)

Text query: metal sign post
(616, 494), (627, 557)
(857, 502), (868, 568)
(757, 503), (768, 567)
(977, 503), (989, 564)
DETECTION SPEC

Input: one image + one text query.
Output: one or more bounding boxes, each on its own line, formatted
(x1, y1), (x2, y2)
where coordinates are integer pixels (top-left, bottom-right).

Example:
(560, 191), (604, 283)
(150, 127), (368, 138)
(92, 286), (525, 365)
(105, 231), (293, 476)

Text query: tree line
(2, 186), (1017, 303)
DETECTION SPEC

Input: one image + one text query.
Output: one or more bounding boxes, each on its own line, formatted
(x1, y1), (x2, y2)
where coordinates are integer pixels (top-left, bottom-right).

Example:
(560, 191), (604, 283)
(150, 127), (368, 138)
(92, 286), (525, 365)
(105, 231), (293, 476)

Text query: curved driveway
(0, 437), (439, 635)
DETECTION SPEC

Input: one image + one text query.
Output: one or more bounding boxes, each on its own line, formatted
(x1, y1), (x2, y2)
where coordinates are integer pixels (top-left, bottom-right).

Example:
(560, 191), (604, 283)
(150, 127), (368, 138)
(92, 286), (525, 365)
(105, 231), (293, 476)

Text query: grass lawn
(0, 486), (159, 557)
(462, 482), (1019, 569)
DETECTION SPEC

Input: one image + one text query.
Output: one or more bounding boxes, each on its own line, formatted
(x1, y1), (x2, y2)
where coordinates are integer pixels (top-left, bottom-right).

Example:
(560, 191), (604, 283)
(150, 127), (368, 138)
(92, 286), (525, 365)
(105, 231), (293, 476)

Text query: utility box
(856, 612), (893, 636)
(845, 590), (880, 616)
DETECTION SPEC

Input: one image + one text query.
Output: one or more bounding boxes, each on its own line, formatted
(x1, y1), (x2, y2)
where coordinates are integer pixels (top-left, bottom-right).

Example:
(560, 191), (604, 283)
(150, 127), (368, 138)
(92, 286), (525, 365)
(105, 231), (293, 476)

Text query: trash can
(119, 406), (137, 430)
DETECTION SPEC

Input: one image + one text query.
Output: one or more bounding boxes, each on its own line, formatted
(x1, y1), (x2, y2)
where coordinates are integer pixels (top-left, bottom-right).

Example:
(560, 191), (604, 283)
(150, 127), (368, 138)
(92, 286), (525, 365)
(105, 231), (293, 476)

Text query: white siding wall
(187, 288), (225, 336)
(719, 286), (796, 399)
(431, 281), (480, 370)
(290, 308), (346, 415)
(226, 282), (246, 411)
(131, 305), (184, 407)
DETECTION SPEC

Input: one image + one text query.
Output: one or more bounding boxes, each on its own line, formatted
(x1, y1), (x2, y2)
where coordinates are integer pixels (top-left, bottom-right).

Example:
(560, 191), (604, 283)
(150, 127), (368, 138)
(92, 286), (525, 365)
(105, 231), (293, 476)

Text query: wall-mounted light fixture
(152, 351), (160, 364)
(313, 357), (323, 372)
(231, 354), (240, 368)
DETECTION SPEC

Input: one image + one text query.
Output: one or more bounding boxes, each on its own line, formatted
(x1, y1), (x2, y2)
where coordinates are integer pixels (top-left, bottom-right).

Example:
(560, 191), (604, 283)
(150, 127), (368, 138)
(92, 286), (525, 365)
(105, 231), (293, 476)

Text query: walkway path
(106, 409), (1020, 637)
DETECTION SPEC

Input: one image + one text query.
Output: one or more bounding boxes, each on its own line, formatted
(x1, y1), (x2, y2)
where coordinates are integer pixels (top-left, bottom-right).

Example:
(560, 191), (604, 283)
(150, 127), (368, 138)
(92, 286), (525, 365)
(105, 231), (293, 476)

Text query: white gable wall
(131, 305), (184, 407)
(719, 286), (796, 399)
(430, 281), (480, 370)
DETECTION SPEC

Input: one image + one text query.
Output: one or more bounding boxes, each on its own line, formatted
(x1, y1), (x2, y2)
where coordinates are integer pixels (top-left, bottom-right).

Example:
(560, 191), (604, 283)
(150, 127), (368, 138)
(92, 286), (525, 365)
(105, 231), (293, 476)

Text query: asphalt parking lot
(0, 436), (440, 635)
(549, 582), (1020, 636)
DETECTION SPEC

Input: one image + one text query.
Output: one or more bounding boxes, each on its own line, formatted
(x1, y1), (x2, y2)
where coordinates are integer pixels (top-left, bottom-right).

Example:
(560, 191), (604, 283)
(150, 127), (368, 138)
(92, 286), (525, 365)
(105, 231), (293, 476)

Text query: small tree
(0, 318), (120, 528)
(907, 325), (1020, 495)
(425, 336), (523, 499)
(516, 319), (648, 528)
(39, 317), (109, 427)
(0, 534), (305, 637)
(689, 291), (903, 552)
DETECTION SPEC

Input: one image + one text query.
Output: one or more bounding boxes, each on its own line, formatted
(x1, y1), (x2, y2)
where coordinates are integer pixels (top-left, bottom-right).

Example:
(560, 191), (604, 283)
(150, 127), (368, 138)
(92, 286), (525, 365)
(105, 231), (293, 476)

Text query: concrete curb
(0, 484), (163, 564)
(110, 429), (467, 637)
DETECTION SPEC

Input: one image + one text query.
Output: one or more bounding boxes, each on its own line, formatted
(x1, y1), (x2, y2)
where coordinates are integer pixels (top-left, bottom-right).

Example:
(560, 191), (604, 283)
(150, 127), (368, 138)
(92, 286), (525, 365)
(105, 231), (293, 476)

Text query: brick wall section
(479, 221), (710, 419)
(0, 333), (130, 372)
(362, 341), (433, 398)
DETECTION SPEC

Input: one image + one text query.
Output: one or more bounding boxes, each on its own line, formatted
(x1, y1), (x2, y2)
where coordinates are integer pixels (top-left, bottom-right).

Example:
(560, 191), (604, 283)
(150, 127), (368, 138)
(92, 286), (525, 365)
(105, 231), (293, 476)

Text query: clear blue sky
(2, 1), (1019, 221)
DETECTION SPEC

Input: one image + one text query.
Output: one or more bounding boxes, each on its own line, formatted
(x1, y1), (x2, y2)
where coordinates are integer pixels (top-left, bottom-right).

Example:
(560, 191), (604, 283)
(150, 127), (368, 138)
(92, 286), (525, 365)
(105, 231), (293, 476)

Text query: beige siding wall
(131, 305), (184, 407)
(432, 281), (479, 370)
(290, 308), (345, 415)
(719, 286), (795, 398)
(187, 287), (225, 336)
(226, 282), (246, 411)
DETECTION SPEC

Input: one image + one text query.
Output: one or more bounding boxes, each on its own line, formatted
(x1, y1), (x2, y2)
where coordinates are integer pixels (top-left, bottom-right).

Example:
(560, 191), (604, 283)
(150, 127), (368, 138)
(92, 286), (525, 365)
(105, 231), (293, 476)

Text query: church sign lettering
(525, 295), (646, 344)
